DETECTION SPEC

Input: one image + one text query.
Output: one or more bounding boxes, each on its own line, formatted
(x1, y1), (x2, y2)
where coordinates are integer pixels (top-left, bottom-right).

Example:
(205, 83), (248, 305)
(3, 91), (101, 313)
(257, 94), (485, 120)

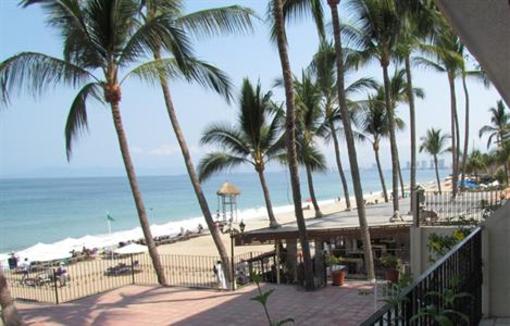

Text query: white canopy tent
(17, 242), (72, 262)
(114, 243), (148, 255)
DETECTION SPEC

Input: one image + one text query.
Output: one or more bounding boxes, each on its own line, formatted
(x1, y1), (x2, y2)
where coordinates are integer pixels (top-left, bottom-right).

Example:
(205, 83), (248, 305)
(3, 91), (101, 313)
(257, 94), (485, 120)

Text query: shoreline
(1, 177), (443, 264)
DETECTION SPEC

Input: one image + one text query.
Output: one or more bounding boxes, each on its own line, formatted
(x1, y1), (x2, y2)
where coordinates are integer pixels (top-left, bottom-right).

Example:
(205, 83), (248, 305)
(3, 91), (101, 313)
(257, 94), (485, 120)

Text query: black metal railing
(4, 251), (273, 304)
(361, 226), (483, 325)
(417, 190), (503, 225)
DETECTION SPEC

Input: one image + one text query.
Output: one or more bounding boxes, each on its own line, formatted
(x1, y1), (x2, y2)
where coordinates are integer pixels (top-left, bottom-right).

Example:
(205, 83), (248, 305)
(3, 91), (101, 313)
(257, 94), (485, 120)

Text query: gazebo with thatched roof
(216, 182), (240, 223)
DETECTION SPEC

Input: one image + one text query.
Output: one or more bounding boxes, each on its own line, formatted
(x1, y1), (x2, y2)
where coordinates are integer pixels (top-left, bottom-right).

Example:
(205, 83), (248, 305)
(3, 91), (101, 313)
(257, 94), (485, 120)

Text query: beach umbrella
(114, 243), (148, 255)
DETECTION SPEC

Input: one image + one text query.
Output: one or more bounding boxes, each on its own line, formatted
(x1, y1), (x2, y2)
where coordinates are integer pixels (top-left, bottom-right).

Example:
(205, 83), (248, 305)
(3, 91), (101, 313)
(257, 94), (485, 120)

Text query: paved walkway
(18, 281), (379, 325)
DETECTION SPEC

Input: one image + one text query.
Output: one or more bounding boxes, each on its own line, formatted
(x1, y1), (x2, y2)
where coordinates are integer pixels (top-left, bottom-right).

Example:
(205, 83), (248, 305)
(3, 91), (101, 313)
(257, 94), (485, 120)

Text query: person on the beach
(8, 252), (18, 270)
(55, 262), (69, 287)
(20, 258), (31, 283)
(213, 260), (227, 290)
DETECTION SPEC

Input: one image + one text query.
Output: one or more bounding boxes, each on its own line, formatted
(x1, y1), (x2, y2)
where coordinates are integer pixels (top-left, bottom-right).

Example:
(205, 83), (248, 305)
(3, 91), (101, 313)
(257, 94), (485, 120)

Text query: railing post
(52, 269), (59, 304)
(230, 233), (235, 291)
(130, 254), (135, 285)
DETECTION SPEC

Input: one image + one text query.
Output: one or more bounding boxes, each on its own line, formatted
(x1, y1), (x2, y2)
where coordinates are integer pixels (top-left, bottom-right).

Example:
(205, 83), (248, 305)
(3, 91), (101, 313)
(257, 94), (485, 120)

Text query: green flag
(106, 213), (115, 222)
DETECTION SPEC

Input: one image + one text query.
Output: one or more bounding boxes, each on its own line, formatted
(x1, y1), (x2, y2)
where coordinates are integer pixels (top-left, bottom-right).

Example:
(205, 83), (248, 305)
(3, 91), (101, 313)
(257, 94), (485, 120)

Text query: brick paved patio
(17, 281), (379, 325)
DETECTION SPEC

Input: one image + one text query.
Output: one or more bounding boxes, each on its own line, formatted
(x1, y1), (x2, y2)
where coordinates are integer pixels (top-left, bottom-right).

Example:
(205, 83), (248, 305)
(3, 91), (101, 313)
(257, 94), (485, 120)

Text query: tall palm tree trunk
(305, 164), (323, 218)
(398, 158), (405, 198)
(382, 63), (400, 213)
(434, 155), (442, 194)
(405, 56), (417, 211)
(330, 121), (352, 210)
(328, 0), (375, 280)
(447, 72), (459, 196)
(273, 0), (314, 290)
(154, 51), (231, 284)
(460, 74), (469, 190)
(0, 270), (22, 326)
(373, 142), (389, 202)
(257, 168), (280, 227)
(110, 100), (167, 285)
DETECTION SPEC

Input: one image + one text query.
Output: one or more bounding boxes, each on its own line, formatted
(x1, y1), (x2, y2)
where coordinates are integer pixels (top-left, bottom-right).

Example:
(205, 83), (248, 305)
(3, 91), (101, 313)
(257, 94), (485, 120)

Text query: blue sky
(0, 0), (502, 178)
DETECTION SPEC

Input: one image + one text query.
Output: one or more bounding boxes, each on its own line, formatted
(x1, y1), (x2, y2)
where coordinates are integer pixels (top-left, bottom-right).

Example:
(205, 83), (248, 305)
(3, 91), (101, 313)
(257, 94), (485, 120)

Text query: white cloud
(149, 144), (179, 156)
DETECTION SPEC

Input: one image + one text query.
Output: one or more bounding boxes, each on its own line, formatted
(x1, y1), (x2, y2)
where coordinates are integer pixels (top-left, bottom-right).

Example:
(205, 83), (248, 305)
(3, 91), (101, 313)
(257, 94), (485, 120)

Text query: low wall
(483, 201), (510, 317)
(409, 225), (459, 276)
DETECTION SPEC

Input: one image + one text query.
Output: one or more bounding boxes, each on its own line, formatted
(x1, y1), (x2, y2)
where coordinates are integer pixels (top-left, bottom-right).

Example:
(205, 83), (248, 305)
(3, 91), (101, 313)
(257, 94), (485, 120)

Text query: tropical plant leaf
(177, 6), (257, 39)
(65, 82), (103, 160)
(0, 52), (93, 107)
(197, 152), (247, 182)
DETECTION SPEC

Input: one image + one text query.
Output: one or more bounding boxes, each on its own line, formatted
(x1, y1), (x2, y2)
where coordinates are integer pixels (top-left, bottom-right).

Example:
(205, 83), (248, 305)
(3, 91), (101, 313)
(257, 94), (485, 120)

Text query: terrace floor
(17, 281), (379, 325)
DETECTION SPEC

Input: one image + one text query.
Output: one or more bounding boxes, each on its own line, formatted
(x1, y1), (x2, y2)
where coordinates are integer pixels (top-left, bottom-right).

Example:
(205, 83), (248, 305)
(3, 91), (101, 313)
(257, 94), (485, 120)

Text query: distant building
(421, 160), (427, 170)
(438, 159), (446, 169)
(405, 161), (410, 169)
(430, 160), (434, 169)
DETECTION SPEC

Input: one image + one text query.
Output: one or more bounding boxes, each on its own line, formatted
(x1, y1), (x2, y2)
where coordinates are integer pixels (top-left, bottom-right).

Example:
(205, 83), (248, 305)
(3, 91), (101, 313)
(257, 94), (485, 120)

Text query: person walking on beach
(20, 258), (30, 284)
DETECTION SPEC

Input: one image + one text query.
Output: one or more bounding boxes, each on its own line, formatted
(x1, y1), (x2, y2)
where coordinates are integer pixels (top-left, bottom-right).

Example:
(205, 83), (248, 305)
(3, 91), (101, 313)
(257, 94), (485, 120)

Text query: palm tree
(141, 0), (256, 284)
(420, 128), (449, 194)
(479, 100), (510, 182)
(395, 0), (436, 212)
(358, 93), (405, 203)
(479, 100), (509, 149)
(0, 0), (202, 285)
(415, 26), (464, 196)
(345, 0), (402, 215)
(269, 0), (323, 290)
(327, 0), (375, 280)
(309, 41), (377, 211)
(198, 79), (283, 228)
(0, 270), (22, 326)
(465, 150), (486, 181)
(385, 68), (424, 197)
(293, 71), (326, 218)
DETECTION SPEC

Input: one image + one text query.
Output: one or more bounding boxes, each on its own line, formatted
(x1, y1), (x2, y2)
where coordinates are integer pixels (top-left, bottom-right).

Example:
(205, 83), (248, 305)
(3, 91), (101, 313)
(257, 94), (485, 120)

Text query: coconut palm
(293, 71), (326, 218)
(479, 100), (510, 182)
(0, 0), (214, 285)
(140, 0), (256, 285)
(479, 100), (509, 149)
(198, 79), (283, 228)
(465, 150), (486, 180)
(395, 0), (437, 211)
(327, 0), (375, 280)
(358, 93), (405, 203)
(269, 0), (324, 290)
(420, 128), (449, 194)
(309, 40), (378, 211)
(414, 27), (464, 196)
(344, 0), (403, 215)
(385, 68), (425, 197)
(0, 270), (22, 326)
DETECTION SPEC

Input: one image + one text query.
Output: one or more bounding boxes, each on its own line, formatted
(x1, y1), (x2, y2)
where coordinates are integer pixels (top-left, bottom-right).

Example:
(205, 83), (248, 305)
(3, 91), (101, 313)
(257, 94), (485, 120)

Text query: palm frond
(200, 123), (250, 156)
(119, 12), (193, 67)
(268, 0), (324, 44)
(413, 56), (446, 73)
(197, 152), (247, 182)
(177, 6), (257, 39)
(0, 52), (94, 107)
(65, 82), (103, 160)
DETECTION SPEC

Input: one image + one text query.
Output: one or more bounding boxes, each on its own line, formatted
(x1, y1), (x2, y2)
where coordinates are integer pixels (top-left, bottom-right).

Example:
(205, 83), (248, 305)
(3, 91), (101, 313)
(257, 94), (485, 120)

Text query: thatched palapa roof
(217, 182), (240, 196)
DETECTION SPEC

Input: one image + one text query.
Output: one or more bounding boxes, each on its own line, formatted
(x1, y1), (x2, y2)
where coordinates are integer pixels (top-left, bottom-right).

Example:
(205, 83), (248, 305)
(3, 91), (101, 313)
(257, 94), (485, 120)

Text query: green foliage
(410, 281), (472, 326)
(250, 272), (294, 326)
(427, 228), (470, 262)
(380, 254), (401, 269)
(325, 255), (342, 267)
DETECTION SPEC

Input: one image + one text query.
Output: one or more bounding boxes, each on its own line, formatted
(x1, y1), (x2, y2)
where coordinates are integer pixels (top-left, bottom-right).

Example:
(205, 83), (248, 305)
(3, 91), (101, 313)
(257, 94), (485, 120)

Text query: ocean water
(0, 168), (448, 253)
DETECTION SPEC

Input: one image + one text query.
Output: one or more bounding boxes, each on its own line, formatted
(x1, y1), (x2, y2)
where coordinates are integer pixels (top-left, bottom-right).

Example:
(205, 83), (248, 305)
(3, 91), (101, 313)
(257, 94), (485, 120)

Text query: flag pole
(106, 212), (113, 261)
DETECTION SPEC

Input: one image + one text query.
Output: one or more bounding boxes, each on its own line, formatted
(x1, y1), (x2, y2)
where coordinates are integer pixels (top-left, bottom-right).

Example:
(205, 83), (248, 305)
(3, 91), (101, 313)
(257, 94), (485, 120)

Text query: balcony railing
(417, 190), (502, 225)
(361, 226), (483, 325)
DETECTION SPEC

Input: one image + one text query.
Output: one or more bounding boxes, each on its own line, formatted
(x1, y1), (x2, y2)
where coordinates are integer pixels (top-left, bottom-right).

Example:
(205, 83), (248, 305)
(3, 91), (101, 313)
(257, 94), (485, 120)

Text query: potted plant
(380, 254), (401, 283)
(326, 255), (346, 286)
